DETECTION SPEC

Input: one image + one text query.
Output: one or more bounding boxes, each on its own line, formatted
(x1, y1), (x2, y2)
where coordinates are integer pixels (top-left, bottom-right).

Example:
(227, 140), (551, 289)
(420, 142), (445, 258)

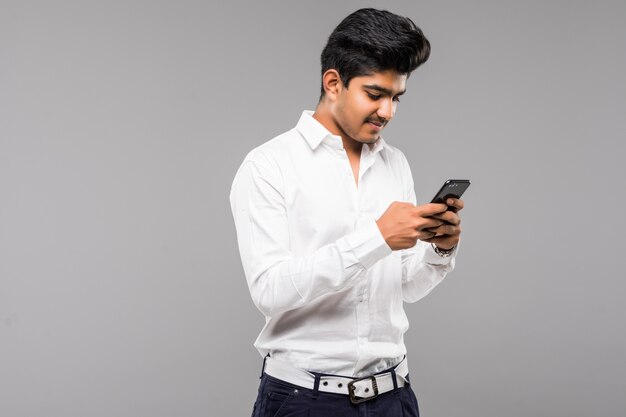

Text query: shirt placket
(353, 147), (377, 360)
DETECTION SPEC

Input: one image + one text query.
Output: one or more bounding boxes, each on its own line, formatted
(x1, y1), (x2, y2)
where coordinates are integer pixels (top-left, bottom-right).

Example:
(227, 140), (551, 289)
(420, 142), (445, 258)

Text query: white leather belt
(263, 357), (409, 404)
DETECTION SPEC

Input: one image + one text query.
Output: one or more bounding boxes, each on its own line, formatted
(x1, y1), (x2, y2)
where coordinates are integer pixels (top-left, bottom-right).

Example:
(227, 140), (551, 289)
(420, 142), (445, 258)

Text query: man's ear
(321, 69), (343, 101)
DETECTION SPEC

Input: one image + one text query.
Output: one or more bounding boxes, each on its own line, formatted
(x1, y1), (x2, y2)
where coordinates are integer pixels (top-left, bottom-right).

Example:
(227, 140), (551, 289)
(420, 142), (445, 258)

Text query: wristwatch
(432, 243), (455, 257)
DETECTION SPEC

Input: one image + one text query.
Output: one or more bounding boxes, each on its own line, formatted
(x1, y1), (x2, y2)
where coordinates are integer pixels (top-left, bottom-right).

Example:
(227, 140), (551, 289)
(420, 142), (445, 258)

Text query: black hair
(320, 8), (430, 99)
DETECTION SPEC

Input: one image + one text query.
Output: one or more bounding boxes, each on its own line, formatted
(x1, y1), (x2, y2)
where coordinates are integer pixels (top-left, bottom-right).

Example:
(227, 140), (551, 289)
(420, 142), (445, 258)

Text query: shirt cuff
(344, 219), (392, 270)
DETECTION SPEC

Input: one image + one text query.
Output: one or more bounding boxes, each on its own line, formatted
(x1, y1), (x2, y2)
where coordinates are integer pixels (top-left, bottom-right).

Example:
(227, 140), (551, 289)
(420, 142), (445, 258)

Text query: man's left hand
(422, 198), (464, 250)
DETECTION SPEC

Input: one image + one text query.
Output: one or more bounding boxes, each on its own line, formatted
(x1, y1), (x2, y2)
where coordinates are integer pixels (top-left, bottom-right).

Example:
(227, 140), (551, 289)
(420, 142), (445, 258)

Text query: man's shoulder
(243, 127), (300, 165)
(236, 126), (307, 182)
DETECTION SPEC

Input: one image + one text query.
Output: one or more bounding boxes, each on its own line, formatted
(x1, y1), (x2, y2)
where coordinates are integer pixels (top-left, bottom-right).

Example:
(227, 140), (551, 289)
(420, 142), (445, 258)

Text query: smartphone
(431, 179), (470, 211)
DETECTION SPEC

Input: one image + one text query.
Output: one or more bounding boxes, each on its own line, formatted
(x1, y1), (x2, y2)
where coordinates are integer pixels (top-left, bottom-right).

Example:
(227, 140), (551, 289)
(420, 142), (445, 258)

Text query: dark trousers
(251, 371), (420, 417)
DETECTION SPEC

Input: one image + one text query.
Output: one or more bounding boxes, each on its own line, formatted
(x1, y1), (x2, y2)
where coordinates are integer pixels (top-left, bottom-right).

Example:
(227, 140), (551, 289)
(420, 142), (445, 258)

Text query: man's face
(333, 70), (407, 144)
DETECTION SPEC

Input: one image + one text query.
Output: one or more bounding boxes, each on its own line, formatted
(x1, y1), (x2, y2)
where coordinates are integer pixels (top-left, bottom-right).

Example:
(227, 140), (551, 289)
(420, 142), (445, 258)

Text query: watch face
(432, 244), (454, 257)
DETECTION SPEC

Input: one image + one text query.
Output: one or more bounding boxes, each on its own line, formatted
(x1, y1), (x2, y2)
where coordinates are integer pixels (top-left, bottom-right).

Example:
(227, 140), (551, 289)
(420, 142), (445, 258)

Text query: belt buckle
(348, 375), (379, 404)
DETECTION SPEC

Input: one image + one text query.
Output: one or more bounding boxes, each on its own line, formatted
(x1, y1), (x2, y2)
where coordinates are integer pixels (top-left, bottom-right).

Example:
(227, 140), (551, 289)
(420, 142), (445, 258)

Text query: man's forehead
(352, 71), (407, 92)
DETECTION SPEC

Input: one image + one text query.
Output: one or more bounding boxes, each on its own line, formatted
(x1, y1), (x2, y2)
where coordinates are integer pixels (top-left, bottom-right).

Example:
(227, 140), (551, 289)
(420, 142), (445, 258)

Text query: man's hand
(376, 202), (448, 250)
(422, 198), (464, 250)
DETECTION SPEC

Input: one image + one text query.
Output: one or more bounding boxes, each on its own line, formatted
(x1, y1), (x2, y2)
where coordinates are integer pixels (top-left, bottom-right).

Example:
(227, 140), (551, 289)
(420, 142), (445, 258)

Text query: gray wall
(1, 1), (625, 416)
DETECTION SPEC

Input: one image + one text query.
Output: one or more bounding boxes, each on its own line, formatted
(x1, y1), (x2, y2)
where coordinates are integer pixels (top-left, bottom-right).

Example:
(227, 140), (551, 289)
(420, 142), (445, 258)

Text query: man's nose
(377, 98), (395, 121)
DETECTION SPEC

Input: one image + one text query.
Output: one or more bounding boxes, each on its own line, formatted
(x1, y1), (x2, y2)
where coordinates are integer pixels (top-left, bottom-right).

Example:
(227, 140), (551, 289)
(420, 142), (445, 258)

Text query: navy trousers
(251, 371), (420, 417)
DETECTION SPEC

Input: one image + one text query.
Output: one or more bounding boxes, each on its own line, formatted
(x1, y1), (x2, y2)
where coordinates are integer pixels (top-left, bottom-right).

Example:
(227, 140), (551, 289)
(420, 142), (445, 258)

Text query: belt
(263, 357), (409, 404)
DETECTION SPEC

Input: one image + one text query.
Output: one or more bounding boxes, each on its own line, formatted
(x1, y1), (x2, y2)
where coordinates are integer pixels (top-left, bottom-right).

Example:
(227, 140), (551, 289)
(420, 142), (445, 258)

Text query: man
(230, 8), (464, 417)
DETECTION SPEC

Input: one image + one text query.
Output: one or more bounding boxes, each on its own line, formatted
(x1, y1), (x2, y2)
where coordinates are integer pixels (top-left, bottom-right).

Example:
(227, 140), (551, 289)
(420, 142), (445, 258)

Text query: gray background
(1, 0), (625, 416)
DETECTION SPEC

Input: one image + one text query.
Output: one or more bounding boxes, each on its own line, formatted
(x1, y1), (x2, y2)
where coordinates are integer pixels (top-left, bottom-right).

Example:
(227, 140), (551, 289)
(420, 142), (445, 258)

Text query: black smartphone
(431, 179), (470, 211)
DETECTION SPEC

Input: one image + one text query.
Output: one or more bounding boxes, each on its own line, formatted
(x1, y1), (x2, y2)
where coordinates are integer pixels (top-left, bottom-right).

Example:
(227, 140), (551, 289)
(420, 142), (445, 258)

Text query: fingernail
(447, 199), (454, 205)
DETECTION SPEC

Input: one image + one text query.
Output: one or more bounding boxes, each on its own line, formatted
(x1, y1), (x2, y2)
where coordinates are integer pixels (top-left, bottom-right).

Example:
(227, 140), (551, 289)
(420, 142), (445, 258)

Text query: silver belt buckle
(347, 375), (379, 404)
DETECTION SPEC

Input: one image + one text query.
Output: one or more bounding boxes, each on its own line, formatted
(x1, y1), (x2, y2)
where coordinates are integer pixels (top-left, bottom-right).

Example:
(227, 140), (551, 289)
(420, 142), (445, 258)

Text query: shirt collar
(367, 135), (387, 156)
(296, 111), (336, 150)
(295, 110), (387, 154)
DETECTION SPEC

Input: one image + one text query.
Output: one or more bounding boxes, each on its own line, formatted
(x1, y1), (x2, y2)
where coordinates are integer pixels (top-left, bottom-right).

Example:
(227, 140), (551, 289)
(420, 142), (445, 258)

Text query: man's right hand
(375, 201), (448, 250)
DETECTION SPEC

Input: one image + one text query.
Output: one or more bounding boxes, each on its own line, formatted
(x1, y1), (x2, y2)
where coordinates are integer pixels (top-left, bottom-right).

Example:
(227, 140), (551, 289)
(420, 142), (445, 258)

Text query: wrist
(432, 243), (455, 257)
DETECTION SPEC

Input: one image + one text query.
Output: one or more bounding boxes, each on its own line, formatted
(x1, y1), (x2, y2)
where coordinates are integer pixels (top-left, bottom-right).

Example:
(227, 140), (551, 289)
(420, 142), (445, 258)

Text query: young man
(230, 8), (464, 417)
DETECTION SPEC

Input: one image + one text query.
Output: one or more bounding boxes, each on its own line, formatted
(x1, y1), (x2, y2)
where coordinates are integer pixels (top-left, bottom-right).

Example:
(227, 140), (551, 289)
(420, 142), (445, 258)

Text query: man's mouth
(366, 120), (385, 130)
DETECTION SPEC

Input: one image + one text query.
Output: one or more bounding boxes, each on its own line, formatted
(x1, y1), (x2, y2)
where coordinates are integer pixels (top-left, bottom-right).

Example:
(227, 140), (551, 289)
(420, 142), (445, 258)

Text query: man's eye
(367, 93), (381, 100)
(392, 96), (401, 102)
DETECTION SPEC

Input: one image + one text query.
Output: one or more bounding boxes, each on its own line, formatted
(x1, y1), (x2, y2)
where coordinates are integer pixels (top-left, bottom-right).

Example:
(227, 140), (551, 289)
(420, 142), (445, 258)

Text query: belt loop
(260, 354), (270, 379)
(390, 368), (398, 390)
(312, 373), (321, 400)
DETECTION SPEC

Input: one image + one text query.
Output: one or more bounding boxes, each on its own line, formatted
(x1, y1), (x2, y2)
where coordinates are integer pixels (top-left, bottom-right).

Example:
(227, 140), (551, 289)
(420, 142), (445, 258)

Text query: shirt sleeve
(229, 157), (392, 317)
(398, 154), (458, 304)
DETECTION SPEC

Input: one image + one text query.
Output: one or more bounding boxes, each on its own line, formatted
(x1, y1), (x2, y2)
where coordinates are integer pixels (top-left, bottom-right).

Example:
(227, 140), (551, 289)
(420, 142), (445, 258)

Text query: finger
(416, 203), (448, 217)
(422, 218), (445, 229)
(423, 229), (437, 238)
(414, 217), (446, 230)
(431, 211), (461, 226)
(423, 235), (459, 247)
(422, 235), (442, 244)
(418, 230), (437, 240)
(446, 198), (465, 212)
(428, 224), (459, 237)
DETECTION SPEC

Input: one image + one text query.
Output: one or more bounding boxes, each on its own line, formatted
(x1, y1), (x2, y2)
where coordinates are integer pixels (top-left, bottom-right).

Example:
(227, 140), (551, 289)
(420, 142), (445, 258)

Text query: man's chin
(359, 135), (380, 144)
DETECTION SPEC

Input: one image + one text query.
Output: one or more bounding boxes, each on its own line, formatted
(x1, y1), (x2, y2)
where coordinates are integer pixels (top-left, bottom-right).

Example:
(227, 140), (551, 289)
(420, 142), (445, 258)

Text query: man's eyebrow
(362, 84), (406, 96)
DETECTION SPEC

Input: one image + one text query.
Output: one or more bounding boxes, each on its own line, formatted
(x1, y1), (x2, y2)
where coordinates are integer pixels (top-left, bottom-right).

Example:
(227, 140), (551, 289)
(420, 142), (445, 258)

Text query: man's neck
(312, 107), (363, 158)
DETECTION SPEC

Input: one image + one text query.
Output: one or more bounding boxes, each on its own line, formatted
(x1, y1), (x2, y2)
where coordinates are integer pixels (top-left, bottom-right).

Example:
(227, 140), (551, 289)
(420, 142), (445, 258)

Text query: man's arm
(398, 155), (461, 303)
(230, 157), (391, 317)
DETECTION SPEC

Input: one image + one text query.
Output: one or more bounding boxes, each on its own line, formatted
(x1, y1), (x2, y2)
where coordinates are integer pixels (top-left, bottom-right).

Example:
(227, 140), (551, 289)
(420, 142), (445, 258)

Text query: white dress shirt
(230, 111), (457, 377)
